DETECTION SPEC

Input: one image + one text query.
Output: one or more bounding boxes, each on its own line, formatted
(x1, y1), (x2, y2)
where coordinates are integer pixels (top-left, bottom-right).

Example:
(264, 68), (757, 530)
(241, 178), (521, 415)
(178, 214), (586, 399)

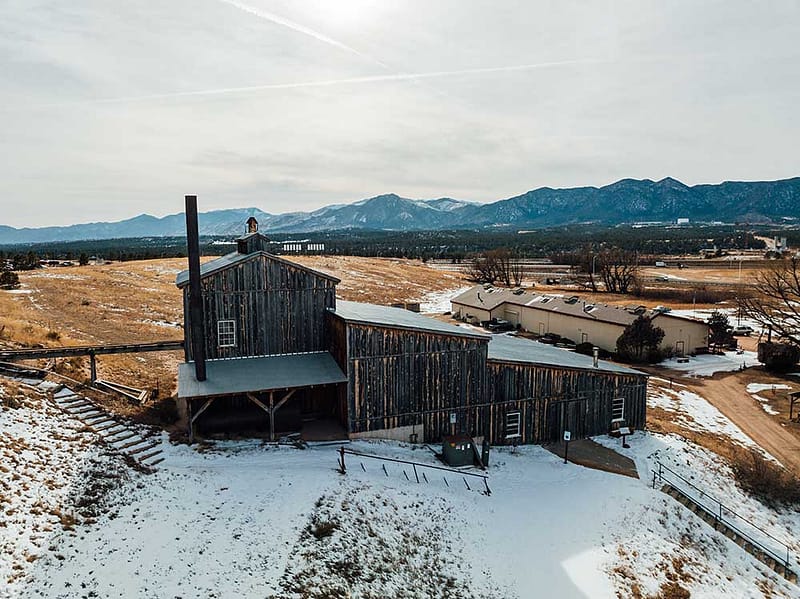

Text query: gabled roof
(332, 300), (489, 340)
(175, 251), (340, 288)
(487, 334), (646, 376)
(451, 285), (525, 311)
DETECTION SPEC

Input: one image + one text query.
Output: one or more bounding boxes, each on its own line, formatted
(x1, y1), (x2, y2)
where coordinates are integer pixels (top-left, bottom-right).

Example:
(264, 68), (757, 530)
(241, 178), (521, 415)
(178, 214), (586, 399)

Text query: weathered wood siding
(485, 360), (647, 445)
(184, 254), (337, 360)
(339, 318), (488, 442)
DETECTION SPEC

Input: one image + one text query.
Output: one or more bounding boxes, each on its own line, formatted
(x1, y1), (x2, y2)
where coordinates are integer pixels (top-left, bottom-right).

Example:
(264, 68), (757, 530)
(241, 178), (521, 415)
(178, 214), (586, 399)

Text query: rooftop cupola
(236, 216), (270, 254)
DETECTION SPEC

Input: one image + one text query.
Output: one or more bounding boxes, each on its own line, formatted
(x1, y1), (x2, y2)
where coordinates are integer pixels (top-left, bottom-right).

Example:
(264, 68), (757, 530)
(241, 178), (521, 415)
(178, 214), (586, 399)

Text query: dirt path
(680, 373), (800, 476)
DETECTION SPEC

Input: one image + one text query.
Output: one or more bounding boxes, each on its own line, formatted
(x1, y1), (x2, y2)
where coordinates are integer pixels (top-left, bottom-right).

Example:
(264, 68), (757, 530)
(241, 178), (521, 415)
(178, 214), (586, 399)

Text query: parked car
(654, 276), (669, 282)
(731, 325), (754, 336)
(482, 318), (515, 333)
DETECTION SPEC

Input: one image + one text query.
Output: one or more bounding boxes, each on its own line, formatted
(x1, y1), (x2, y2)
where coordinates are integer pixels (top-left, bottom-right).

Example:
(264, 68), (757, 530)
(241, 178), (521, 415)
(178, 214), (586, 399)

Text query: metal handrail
(654, 461), (795, 570)
(339, 447), (491, 495)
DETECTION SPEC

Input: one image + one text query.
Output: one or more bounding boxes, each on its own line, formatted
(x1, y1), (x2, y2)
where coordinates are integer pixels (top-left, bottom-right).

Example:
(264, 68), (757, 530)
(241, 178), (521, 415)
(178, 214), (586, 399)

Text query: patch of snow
(24, 273), (86, 281)
(751, 394), (781, 415)
(139, 318), (181, 328)
(419, 285), (472, 314)
(746, 383), (792, 394)
(3, 288), (32, 294)
(669, 308), (767, 335)
(660, 350), (760, 376)
(647, 385), (758, 448)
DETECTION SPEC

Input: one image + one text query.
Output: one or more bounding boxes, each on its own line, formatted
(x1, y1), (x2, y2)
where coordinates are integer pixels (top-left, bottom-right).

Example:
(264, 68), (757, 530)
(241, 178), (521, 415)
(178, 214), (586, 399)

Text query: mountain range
(1, 177), (798, 244)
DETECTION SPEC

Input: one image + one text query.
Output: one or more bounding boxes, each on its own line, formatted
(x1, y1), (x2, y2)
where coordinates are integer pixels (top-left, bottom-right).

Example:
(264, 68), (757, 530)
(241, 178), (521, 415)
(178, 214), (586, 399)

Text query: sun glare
(307, 0), (383, 27)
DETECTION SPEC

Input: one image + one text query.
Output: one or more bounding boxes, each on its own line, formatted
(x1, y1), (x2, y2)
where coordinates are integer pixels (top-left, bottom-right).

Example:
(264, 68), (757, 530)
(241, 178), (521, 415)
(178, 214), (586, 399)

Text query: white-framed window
(217, 319), (236, 347)
(505, 411), (521, 438)
(611, 397), (625, 423)
(581, 332), (589, 343)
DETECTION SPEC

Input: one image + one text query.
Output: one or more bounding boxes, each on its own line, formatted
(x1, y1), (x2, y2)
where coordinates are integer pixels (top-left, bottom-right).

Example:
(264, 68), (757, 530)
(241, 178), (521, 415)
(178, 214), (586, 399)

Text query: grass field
(0, 256), (469, 404)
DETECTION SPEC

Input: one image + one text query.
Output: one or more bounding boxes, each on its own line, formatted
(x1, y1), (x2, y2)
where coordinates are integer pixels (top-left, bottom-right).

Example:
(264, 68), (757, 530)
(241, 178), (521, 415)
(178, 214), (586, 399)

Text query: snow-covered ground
(10, 436), (798, 598)
(419, 285), (471, 314)
(660, 350), (760, 376)
(0, 381), (130, 598)
(647, 384), (758, 448)
(745, 384), (793, 416)
(4, 378), (799, 598)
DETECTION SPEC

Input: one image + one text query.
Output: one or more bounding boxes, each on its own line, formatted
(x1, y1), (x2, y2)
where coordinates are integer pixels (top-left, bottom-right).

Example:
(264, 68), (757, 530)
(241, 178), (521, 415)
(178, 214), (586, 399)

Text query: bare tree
(465, 248), (523, 287)
(466, 253), (498, 284)
(738, 257), (800, 347)
(597, 248), (640, 294)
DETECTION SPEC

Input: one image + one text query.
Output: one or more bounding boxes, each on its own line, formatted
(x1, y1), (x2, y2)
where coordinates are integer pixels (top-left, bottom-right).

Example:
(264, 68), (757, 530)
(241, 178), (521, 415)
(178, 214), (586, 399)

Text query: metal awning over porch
(177, 351), (347, 399)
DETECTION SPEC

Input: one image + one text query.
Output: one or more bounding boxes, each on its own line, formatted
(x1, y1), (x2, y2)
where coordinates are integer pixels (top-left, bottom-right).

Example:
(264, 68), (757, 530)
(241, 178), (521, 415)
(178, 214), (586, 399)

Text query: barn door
(546, 399), (588, 443)
(675, 340), (685, 356)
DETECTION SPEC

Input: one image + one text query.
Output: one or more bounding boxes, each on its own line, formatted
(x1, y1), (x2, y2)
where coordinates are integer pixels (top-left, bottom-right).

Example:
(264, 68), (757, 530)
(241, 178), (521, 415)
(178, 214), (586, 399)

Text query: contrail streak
(72, 59), (606, 106)
(217, 0), (390, 69)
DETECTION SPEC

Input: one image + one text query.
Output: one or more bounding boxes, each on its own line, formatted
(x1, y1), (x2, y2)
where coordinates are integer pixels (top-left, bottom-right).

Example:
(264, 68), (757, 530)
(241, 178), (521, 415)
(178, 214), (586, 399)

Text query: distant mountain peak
(0, 176), (798, 243)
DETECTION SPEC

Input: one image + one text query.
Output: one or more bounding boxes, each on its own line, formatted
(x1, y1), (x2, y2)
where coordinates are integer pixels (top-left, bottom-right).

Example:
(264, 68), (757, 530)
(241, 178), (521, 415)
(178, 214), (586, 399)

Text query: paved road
(682, 372), (800, 477)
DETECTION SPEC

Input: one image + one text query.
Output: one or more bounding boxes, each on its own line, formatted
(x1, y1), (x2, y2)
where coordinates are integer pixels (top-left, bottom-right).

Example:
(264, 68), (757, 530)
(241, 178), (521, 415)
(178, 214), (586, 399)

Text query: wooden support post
(246, 390), (297, 442)
(189, 397), (215, 443)
(269, 391), (275, 442)
(89, 352), (97, 383)
(187, 400), (193, 443)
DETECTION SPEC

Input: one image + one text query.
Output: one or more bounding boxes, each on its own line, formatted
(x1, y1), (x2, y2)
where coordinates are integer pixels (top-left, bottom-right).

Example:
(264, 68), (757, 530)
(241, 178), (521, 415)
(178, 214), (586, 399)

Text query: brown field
(0, 256), (469, 405)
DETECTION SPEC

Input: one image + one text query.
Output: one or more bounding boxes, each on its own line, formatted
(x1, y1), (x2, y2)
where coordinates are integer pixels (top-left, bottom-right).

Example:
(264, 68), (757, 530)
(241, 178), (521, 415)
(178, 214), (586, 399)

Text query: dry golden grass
(0, 256), (469, 414)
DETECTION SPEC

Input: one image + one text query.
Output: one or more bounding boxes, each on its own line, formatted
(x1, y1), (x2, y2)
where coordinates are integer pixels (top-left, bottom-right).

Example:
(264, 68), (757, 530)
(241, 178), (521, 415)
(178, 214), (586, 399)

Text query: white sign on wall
(563, 431), (571, 442)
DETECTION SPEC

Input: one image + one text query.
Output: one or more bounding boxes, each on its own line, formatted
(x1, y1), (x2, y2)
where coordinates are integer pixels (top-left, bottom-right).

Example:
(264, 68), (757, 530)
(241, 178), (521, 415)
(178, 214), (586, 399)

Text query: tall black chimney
(185, 195), (206, 382)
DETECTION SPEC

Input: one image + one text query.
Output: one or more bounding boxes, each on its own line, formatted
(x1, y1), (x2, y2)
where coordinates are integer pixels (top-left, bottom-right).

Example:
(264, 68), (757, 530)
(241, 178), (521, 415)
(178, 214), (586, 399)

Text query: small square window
(217, 320), (236, 347)
(505, 411), (521, 439)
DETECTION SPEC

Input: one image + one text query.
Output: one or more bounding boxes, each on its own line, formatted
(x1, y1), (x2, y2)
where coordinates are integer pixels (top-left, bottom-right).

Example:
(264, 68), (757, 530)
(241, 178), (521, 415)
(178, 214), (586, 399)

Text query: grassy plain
(0, 256), (468, 401)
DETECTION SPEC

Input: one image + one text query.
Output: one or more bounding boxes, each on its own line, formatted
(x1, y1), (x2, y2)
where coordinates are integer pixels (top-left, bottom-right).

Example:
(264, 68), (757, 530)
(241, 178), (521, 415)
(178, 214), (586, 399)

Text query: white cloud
(0, 0), (798, 226)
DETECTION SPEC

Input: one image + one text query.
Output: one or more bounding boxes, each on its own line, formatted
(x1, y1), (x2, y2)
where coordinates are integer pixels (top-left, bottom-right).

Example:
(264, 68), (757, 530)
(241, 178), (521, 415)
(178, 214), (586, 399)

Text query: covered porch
(177, 352), (348, 442)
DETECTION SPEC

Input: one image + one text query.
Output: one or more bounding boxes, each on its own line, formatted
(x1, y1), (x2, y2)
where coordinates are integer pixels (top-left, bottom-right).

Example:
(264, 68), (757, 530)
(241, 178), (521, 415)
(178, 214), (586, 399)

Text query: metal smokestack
(185, 195), (206, 382)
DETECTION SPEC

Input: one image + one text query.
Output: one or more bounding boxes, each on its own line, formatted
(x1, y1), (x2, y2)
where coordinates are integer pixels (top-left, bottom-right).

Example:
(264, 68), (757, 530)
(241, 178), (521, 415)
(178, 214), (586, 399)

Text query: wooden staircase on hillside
(52, 386), (164, 470)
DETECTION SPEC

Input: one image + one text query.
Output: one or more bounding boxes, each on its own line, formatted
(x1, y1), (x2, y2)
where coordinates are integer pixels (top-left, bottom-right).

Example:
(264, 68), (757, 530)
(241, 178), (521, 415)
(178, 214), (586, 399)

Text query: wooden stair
(52, 385), (164, 471)
(662, 483), (797, 583)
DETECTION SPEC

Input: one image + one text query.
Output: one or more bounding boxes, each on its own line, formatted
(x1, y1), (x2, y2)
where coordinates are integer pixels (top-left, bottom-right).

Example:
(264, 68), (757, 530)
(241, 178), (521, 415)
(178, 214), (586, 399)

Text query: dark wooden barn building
(176, 198), (648, 444)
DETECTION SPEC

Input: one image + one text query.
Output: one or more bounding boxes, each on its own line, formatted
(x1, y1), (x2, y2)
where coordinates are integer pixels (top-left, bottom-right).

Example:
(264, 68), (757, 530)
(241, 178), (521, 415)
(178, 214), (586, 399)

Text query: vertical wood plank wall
(332, 313), (647, 445)
(485, 360), (647, 445)
(338, 318), (488, 443)
(184, 254), (337, 360)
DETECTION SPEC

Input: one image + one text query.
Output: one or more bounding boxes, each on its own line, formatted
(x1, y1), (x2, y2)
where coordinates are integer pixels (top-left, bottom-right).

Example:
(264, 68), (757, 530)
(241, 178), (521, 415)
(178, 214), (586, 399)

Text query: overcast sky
(1, 0), (799, 227)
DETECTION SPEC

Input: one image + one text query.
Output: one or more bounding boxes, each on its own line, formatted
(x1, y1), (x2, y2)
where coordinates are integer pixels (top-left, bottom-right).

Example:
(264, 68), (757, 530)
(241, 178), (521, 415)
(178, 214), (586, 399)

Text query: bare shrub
(309, 519), (339, 540)
(635, 286), (738, 304)
(730, 448), (800, 507)
(656, 581), (691, 599)
(45, 330), (61, 342)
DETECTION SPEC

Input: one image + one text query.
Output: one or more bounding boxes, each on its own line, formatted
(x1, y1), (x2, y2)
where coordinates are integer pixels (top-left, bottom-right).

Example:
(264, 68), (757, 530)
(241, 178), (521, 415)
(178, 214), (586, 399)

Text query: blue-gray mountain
(1, 177), (798, 244)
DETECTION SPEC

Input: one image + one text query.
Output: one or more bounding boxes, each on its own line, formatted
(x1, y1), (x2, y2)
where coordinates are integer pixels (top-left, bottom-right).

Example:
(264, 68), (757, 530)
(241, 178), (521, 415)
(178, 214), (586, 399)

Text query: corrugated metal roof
(175, 251), (340, 287)
(177, 352), (347, 398)
(332, 300), (489, 340)
(487, 334), (646, 376)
